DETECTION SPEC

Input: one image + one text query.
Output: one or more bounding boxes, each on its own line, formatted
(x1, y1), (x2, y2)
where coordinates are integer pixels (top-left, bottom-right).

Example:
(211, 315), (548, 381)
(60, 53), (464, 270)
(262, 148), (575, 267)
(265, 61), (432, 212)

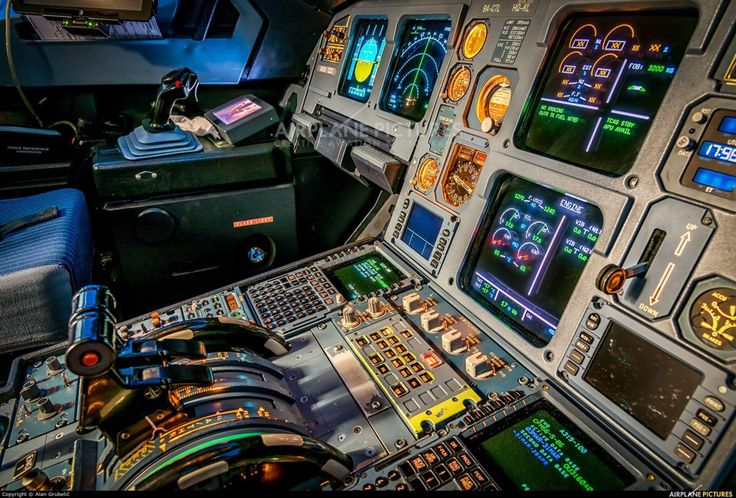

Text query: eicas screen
(338, 18), (388, 103)
(467, 401), (634, 491)
(380, 18), (451, 121)
(518, 11), (698, 175)
(326, 253), (403, 301)
(461, 176), (603, 346)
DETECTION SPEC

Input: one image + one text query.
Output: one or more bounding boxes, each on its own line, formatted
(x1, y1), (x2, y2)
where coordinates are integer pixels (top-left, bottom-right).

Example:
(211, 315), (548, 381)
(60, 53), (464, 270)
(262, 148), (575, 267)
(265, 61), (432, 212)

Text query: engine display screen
(461, 176), (602, 346)
(326, 253), (403, 300)
(338, 18), (388, 103)
(401, 203), (443, 260)
(584, 322), (703, 439)
(467, 400), (634, 491)
(518, 11), (697, 176)
(380, 18), (451, 121)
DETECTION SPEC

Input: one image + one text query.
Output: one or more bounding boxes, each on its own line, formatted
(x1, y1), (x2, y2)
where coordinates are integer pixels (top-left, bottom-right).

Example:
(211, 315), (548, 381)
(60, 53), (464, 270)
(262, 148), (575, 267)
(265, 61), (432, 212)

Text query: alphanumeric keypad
(247, 267), (337, 329)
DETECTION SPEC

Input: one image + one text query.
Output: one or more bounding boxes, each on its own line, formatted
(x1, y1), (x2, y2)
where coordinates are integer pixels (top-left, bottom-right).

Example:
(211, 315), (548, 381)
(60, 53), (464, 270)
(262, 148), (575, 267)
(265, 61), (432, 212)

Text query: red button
(81, 351), (100, 367)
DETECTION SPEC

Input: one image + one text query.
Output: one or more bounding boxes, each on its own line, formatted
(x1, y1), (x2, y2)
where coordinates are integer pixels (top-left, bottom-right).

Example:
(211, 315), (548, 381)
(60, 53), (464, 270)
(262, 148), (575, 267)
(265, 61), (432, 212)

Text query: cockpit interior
(0, 0), (735, 493)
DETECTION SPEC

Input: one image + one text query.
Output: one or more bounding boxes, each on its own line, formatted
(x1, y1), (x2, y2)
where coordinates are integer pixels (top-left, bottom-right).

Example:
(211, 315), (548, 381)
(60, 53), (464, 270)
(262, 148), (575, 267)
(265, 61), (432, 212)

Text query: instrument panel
(284, 0), (736, 490)
(1, 0), (735, 493)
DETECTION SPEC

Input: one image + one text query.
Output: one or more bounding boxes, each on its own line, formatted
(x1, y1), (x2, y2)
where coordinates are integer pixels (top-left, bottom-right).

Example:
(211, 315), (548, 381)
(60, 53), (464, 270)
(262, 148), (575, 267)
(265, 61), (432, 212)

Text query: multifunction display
(466, 401), (634, 491)
(401, 203), (443, 260)
(584, 322), (703, 439)
(461, 176), (602, 346)
(381, 18), (451, 121)
(339, 18), (388, 103)
(518, 11), (697, 175)
(326, 253), (403, 300)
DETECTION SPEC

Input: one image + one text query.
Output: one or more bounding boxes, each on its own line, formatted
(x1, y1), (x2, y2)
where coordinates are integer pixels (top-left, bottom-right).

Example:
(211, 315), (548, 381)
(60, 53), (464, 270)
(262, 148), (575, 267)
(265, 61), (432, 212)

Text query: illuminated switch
(402, 293), (423, 314)
(421, 310), (444, 332)
(465, 352), (495, 379)
(442, 329), (467, 354)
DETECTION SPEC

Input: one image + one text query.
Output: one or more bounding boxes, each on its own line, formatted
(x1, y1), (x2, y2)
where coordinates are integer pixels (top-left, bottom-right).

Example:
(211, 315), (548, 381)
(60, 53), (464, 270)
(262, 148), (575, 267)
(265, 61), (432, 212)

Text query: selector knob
(367, 297), (385, 319)
(45, 356), (62, 373)
(442, 329), (467, 354)
(676, 135), (696, 150)
(466, 352), (495, 380)
(37, 397), (56, 415)
(21, 469), (53, 491)
(21, 380), (41, 401)
(402, 293), (423, 314)
(420, 310), (444, 333)
(341, 306), (361, 330)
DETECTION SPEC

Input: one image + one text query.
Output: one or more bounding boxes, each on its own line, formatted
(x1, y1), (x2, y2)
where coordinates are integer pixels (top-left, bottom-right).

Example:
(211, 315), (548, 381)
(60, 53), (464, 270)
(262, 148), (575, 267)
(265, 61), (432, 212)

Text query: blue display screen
(693, 168), (736, 192)
(719, 116), (736, 134)
(338, 19), (387, 103)
(401, 203), (443, 260)
(698, 141), (736, 164)
(380, 19), (451, 121)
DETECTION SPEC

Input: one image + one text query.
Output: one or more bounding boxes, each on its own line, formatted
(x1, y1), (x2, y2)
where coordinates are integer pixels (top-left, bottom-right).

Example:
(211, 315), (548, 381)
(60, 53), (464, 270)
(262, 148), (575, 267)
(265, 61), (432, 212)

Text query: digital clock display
(698, 141), (736, 164)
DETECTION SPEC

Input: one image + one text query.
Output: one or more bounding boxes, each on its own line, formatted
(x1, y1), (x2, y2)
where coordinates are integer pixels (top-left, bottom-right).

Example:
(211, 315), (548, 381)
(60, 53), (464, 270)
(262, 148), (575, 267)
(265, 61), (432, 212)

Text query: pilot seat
(0, 188), (92, 353)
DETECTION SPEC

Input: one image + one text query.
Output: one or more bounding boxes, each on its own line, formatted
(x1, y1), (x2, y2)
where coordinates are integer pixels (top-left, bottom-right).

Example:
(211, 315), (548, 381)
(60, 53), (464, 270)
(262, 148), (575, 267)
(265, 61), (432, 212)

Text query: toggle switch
(442, 329), (467, 354)
(421, 310), (444, 333)
(466, 352), (495, 380)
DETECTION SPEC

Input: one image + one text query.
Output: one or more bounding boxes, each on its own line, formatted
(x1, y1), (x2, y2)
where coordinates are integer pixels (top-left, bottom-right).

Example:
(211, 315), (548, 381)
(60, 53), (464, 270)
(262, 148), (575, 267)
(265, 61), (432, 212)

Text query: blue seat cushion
(0, 188), (93, 352)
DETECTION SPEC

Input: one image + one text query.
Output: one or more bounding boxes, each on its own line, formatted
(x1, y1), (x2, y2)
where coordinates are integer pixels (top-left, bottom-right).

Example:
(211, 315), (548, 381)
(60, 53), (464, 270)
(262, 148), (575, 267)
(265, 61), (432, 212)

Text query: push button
(375, 476), (389, 488)
(421, 449), (439, 466)
(675, 443), (696, 464)
(696, 409), (718, 427)
(457, 452), (473, 468)
(575, 340), (590, 352)
(682, 430), (704, 451)
(457, 474), (477, 491)
(690, 418), (712, 437)
(579, 331), (594, 344)
(585, 313), (601, 330)
(569, 349), (585, 365)
(434, 443), (451, 460)
(388, 470), (400, 481)
(563, 361), (580, 376)
(471, 468), (489, 485)
(446, 438), (461, 452)
(419, 471), (439, 490)
(704, 396), (725, 413)
(447, 458), (463, 475)
(434, 464), (451, 483)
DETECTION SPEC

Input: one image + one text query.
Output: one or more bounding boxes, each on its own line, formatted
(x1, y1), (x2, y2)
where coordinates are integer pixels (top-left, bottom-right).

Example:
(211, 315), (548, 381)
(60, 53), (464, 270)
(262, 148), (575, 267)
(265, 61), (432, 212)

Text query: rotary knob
(20, 380), (41, 401)
(341, 306), (361, 330)
(367, 297), (385, 319)
(45, 356), (62, 373)
(21, 469), (53, 491)
(37, 397), (56, 415)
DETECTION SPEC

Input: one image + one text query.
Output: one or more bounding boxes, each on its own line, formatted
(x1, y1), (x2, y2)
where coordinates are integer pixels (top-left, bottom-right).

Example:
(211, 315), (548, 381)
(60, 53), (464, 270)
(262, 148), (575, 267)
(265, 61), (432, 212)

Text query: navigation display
(381, 18), (451, 121)
(517, 11), (697, 176)
(467, 400), (634, 491)
(461, 176), (602, 346)
(326, 253), (403, 300)
(401, 203), (442, 260)
(338, 18), (388, 103)
(584, 322), (703, 439)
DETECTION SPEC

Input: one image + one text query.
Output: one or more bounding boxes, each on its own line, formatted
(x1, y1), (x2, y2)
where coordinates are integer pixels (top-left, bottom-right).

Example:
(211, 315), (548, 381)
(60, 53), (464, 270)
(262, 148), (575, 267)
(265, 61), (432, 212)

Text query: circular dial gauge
(461, 22), (487, 59)
(447, 65), (471, 102)
(415, 157), (439, 191)
(442, 159), (482, 207)
(689, 287), (736, 351)
(476, 75), (512, 133)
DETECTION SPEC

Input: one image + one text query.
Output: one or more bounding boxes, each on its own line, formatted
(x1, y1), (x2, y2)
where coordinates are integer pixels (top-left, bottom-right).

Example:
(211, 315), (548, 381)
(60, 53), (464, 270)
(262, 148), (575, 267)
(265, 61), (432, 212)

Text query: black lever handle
(147, 67), (199, 131)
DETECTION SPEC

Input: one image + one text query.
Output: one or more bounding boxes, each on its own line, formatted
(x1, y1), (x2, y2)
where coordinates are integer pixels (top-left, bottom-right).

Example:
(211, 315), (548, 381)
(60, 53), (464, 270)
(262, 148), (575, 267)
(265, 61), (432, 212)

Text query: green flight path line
(407, 35), (433, 100)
